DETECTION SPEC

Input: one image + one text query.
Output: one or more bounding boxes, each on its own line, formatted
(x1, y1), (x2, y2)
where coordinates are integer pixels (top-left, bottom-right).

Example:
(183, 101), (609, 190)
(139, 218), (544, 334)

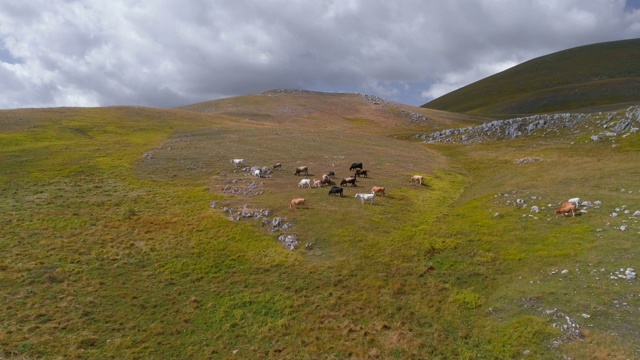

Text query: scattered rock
(278, 234), (299, 250)
(515, 157), (542, 164)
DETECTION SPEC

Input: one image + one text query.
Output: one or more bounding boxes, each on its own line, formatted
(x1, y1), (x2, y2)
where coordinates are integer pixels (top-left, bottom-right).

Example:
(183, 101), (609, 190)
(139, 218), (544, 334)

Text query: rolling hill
(1, 89), (639, 358)
(422, 38), (640, 116)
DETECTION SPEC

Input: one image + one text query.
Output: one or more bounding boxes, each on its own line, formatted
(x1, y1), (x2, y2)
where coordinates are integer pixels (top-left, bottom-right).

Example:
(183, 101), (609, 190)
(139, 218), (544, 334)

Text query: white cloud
(0, 0), (639, 109)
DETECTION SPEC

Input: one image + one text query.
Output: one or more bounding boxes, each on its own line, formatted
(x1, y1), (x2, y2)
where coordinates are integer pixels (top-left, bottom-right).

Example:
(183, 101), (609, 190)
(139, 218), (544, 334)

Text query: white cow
(230, 158), (245, 168)
(567, 197), (580, 208)
(298, 179), (312, 188)
(252, 168), (262, 177)
(355, 193), (375, 205)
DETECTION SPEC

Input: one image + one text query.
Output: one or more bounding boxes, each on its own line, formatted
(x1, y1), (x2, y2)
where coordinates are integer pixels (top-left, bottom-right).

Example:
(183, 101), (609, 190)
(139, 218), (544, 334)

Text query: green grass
(1, 96), (639, 359)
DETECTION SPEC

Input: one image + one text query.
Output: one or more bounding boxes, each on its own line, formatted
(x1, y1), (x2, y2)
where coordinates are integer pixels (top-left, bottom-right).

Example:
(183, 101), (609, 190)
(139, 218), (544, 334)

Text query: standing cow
(371, 186), (385, 197)
(290, 198), (308, 209)
(230, 158), (245, 168)
(295, 166), (309, 176)
(354, 169), (368, 178)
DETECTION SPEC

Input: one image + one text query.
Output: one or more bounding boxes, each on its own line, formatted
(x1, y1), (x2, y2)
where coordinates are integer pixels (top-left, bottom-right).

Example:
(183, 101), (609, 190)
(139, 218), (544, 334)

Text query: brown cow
(290, 198), (307, 209)
(371, 186), (385, 197)
(321, 174), (332, 186)
(340, 176), (357, 187)
(555, 201), (576, 217)
(273, 163), (282, 170)
(355, 169), (368, 178)
(295, 166), (308, 176)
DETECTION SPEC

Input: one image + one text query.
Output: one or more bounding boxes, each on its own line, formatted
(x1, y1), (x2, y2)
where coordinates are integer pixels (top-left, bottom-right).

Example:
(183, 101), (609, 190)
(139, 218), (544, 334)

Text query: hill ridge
(422, 38), (640, 115)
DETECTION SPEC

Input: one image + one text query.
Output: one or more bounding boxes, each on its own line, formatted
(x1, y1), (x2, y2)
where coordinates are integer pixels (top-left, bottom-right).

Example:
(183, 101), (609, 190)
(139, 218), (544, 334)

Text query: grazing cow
(295, 166), (309, 176)
(355, 193), (375, 205)
(371, 186), (385, 197)
(327, 171), (336, 178)
(273, 163), (282, 171)
(411, 175), (423, 185)
(298, 179), (312, 188)
(354, 169), (368, 178)
(349, 162), (363, 171)
(555, 201), (577, 217)
(312, 179), (322, 188)
(252, 168), (262, 177)
(290, 198), (307, 209)
(328, 186), (344, 197)
(340, 176), (357, 187)
(230, 158), (245, 168)
(321, 174), (332, 186)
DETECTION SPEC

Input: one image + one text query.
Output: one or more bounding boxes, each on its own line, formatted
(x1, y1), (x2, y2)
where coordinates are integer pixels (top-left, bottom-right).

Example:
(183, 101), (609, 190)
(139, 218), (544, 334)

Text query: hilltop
(422, 38), (640, 116)
(179, 89), (488, 132)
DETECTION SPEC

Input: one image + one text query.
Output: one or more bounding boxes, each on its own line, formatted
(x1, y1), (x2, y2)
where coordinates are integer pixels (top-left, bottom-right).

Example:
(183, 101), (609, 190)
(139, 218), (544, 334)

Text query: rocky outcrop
(416, 106), (640, 144)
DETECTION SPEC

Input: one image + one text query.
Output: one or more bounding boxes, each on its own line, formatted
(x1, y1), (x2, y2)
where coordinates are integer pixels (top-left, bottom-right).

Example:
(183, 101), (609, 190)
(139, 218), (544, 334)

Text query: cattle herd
(229, 158), (581, 220)
(229, 158), (582, 222)
(229, 159), (426, 209)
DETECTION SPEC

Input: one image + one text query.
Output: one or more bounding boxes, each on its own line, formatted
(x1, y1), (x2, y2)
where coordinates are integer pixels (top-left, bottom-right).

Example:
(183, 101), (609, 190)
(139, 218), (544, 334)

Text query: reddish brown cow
(371, 186), (385, 197)
(555, 201), (576, 217)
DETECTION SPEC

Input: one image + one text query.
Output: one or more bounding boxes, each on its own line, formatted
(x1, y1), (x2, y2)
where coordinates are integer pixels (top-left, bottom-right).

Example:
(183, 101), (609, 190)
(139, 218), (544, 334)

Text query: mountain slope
(422, 38), (640, 116)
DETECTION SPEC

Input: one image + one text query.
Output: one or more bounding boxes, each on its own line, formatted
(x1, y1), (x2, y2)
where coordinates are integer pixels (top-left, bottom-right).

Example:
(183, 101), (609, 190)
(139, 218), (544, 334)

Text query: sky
(1, 0), (640, 109)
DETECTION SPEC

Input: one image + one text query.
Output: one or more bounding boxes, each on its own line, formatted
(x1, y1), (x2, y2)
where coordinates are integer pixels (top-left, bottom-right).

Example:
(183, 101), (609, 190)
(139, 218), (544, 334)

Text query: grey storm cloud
(1, 0), (639, 109)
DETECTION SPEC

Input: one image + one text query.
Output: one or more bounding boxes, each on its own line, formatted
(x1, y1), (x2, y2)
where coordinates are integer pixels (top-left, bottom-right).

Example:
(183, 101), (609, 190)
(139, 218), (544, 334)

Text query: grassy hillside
(422, 38), (640, 116)
(1, 94), (639, 359)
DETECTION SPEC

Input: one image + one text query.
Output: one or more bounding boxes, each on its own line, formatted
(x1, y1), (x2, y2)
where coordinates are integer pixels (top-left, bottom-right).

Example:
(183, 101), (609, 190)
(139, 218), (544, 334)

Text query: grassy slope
(422, 38), (640, 116)
(1, 95), (638, 359)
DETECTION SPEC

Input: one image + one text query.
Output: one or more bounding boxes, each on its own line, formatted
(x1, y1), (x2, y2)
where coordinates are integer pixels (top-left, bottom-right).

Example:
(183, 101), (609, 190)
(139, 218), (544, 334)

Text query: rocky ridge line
(415, 106), (640, 143)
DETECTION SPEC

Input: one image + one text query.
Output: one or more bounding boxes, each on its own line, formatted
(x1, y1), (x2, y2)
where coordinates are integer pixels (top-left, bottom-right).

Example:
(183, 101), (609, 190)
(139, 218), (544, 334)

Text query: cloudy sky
(1, 0), (640, 109)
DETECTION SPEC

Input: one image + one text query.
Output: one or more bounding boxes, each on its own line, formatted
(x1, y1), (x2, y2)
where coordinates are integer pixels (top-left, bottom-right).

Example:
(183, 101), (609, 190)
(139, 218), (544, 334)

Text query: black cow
(340, 177), (357, 187)
(328, 186), (344, 197)
(326, 171), (336, 178)
(349, 162), (363, 171)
